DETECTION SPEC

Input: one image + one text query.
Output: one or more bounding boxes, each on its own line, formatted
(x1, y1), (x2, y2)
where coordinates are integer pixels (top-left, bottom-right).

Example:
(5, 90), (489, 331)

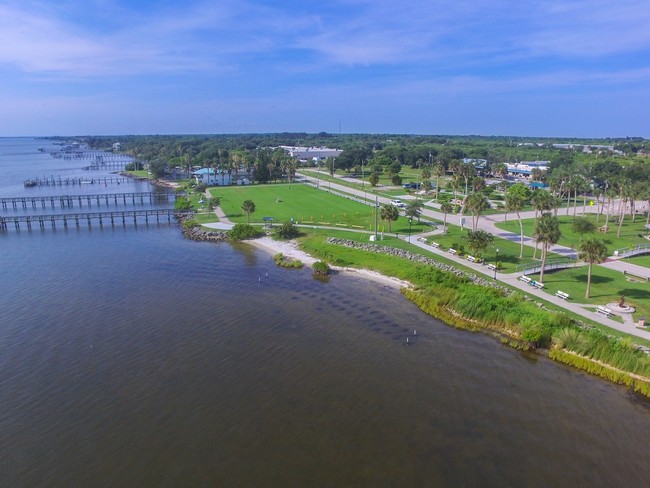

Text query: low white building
(279, 146), (343, 163)
(505, 161), (549, 178)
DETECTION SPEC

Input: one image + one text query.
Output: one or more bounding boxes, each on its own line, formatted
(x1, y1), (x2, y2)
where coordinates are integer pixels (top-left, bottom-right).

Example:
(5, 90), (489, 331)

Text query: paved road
(295, 171), (650, 340)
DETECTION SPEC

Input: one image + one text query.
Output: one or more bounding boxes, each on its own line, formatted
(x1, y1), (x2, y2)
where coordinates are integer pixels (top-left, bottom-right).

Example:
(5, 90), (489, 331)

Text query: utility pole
(374, 196), (378, 241)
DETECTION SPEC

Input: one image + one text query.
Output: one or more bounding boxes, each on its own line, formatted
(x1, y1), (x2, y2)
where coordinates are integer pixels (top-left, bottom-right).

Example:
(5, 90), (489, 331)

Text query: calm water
(2, 138), (650, 487)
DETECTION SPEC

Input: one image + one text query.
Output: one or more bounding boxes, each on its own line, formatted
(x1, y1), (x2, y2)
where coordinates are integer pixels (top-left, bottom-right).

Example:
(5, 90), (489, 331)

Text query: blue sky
(1, 0), (649, 137)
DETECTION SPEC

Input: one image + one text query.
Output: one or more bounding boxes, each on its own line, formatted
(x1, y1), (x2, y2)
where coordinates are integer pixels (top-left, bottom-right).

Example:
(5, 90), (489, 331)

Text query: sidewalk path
(202, 189), (235, 230)
(601, 258), (650, 280)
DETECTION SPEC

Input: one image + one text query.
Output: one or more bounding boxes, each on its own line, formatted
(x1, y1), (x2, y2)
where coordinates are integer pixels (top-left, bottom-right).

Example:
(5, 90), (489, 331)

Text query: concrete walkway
(201, 189), (235, 230)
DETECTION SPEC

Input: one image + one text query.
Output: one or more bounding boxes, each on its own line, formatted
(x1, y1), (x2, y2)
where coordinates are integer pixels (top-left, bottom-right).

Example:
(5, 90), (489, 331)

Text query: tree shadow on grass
(618, 288), (650, 301)
(573, 274), (614, 285)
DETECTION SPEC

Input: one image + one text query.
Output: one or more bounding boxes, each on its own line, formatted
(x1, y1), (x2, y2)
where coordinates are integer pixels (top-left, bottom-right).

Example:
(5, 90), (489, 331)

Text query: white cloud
(522, 0), (650, 57)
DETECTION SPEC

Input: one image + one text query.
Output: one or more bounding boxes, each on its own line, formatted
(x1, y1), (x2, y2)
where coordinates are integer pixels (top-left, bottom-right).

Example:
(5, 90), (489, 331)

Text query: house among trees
(192, 168), (232, 186)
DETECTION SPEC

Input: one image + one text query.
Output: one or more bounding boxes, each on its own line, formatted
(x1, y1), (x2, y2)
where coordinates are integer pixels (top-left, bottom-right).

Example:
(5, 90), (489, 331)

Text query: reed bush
(549, 349), (650, 396)
(273, 253), (303, 269)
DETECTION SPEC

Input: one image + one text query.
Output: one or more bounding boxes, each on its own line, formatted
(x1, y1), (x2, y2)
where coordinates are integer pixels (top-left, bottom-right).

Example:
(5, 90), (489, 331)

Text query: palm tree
(492, 162), (507, 179)
(405, 199), (423, 222)
(241, 200), (256, 223)
(616, 178), (631, 238)
(571, 216), (596, 242)
(578, 238), (608, 298)
(421, 167), (431, 191)
(460, 162), (474, 197)
(505, 183), (529, 258)
(440, 201), (454, 232)
(464, 192), (489, 231)
(432, 163), (445, 201)
(465, 230), (494, 258)
(533, 213), (561, 283)
(380, 204), (399, 232)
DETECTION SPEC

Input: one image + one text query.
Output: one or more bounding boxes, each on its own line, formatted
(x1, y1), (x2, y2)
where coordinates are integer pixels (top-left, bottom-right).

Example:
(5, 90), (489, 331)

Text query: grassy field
(624, 255), (650, 268)
(524, 264), (650, 320)
(418, 223), (566, 272)
(495, 213), (649, 254)
(209, 183), (432, 234)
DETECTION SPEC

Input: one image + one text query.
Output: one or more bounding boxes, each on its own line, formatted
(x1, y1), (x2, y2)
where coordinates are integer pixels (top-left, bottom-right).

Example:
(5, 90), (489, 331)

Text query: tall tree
(432, 163), (445, 202)
(578, 238), (609, 298)
(533, 213), (561, 283)
(380, 204), (399, 232)
(465, 230), (494, 258)
(506, 183), (530, 258)
(241, 200), (256, 223)
(492, 162), (507, 179)
(464, 192), (489, 231)
(440, 201), (454, 232)
(404, 199), (423, 222)
(571, 216), (596, 242)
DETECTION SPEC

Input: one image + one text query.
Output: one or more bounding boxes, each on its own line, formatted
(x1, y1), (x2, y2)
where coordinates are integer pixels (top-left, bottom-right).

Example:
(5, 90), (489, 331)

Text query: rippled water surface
(2, 138), (650, 487)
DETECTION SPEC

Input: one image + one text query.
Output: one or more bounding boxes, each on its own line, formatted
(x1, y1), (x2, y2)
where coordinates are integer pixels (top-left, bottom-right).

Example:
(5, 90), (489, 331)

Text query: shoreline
(247, 236), (413, 290)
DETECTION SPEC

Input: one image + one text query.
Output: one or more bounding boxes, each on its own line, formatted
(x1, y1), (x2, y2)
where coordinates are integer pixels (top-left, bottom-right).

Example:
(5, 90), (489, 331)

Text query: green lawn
(419, 223), (566, 273)
(297, 231), (650, 346)
(495, 214), (649, 254)
(525, 264), (650, 321)
(209, 183), (431, 234)
(624, 254), (650, 268)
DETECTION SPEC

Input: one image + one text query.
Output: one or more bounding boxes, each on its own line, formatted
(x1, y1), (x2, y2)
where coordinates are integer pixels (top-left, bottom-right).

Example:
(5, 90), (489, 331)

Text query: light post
(494, 248), (499, 280)
(362, 158), (366, 203)
(408, 217), (412, 243)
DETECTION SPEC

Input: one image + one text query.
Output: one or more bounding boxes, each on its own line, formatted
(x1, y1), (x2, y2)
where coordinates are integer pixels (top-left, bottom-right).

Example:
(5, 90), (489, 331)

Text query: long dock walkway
(0, 209), (191, 230)
(24, 176), (131, 188)
(1, 192), (175, 210)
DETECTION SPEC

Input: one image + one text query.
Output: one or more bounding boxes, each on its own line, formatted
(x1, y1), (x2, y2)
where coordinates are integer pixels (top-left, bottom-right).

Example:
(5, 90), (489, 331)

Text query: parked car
(390, 199), (406, 208)
(402, 182), (421, 190)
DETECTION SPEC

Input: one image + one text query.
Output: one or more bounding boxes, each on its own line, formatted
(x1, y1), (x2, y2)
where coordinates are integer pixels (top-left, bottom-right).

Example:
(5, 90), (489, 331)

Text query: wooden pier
(24, 176), (131, 188)
(83, 160), (129, 170)
(1, 192), (176, 210)
(0, 209), (193, 231)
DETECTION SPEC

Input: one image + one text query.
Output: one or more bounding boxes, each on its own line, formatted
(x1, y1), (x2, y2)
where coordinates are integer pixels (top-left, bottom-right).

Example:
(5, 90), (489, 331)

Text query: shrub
(273, 253), (303, 269)
(207, 196), (220, 210)
(174, 196), (193, 210)
(229, 223), (263, 240)
(274, 221), (300, 239)
(182, 218), (199, 229)
(312, 261), (330, 276)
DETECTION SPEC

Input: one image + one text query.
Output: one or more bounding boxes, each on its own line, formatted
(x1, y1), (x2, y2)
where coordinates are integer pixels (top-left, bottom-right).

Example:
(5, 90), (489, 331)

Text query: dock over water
(0, 209), (193, 230)
(1, 192), (176, 210)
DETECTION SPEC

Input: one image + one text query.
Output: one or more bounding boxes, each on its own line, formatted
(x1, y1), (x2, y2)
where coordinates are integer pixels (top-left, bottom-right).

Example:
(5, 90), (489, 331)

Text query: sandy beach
(248, 236), (413, 290)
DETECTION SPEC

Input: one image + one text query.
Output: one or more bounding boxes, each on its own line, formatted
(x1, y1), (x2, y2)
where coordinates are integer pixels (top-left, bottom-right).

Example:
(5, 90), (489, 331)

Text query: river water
(1, 137), (650, 487)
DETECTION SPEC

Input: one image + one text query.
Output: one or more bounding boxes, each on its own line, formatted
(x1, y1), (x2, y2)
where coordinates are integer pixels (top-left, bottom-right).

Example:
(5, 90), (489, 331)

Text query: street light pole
(408, 217), (412, 243)
(362, 159), (366, 203)
(494, 248), (499, 279)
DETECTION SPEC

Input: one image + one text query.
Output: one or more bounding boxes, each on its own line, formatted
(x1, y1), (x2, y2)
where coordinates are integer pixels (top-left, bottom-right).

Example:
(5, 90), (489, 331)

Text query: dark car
(402, 182), (421, 189)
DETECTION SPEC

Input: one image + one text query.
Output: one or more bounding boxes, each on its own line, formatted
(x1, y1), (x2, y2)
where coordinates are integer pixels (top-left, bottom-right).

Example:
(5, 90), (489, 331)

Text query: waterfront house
(192, 168), (232, 186)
